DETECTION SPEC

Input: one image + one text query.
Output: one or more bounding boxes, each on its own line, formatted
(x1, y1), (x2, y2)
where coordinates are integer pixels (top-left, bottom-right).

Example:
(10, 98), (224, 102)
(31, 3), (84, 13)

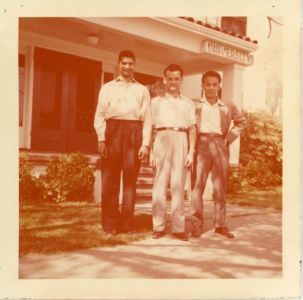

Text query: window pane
(221, 17), (247, 36)
(134, 72), (163, 98)
(104, 72), (114, 84)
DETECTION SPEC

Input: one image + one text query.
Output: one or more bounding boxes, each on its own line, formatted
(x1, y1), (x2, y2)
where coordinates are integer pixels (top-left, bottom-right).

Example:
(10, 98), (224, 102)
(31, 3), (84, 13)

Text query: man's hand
(138, 145), (149, 160)
(185, 150), (194, 167)
(98, 141), (108, 158)
(149, 151), (156, 168)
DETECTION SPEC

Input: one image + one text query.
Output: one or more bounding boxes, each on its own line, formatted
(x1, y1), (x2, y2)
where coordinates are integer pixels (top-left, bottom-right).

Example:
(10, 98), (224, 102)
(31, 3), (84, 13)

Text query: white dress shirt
(200, 98), (224, 134)
(94, 76), (151, 146)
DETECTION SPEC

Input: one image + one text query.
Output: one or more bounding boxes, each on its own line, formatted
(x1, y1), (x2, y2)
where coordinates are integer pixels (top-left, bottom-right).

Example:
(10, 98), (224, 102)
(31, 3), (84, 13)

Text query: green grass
(226, 186), (282, 211)
(20, 188), (282, 256)
(19, 201), (152, 257)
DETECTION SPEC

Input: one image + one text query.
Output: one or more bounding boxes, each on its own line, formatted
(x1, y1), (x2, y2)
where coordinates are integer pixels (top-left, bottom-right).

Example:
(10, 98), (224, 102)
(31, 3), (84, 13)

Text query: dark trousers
(191, 135), (229, 229)
(101, 119), (142, 232)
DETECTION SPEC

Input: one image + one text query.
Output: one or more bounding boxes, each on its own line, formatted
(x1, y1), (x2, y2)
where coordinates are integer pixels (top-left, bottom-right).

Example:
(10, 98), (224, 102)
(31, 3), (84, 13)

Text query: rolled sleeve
(94, 85), (108, 142)
(142, 87), (152, 147)
(188, 102), (196, 127)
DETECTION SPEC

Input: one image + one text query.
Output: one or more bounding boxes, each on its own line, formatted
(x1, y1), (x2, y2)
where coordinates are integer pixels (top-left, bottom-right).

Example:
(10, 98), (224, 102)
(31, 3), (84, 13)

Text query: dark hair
(163, 64), (184, 77)
(202, 70), (221, 84)
(118, 50), (136, 62)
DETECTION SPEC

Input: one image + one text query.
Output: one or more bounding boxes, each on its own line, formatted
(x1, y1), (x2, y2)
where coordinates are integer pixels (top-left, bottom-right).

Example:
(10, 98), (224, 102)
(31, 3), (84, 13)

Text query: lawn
(20, 187), (282, 256)
(226, 186), (282, 211)
(19, 201), (152, 257)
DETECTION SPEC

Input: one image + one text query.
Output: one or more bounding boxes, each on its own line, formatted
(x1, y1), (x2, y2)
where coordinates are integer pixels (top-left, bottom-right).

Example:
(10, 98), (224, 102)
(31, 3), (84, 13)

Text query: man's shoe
(172, 232), (189, 241)
(152, 231), (165, 239)
(104, 230), (118, 238)
(191, 227), (202, 238)
(215, 227), (235, 239)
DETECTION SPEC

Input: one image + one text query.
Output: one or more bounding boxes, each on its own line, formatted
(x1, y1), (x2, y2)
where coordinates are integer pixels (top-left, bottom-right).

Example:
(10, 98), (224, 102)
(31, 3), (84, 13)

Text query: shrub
(40, 152), (94, 202)
(227, 111), (282, 193)
(19, 152), (44, 203)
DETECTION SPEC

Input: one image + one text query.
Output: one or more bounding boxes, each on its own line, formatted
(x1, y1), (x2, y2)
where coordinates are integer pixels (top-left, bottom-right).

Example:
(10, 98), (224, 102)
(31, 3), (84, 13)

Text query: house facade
(19, 17), (258, 201)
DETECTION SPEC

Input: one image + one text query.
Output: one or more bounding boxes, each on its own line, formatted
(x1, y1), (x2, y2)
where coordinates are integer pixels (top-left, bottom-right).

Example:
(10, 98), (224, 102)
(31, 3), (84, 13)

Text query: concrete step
(136, 188), (153, 196)
(137, 177), (154, 185)
(139, 166), (153, 175)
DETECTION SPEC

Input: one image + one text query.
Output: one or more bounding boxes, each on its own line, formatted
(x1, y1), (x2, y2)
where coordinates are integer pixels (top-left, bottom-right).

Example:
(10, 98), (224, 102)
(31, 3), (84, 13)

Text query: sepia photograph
(0, 0), (301, 299)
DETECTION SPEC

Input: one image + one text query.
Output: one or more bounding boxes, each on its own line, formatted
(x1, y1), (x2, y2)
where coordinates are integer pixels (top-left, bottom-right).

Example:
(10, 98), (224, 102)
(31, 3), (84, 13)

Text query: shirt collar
(165, 92), (183, 100)
(201, 97), (225, 106)
(115, 75), (137, 83)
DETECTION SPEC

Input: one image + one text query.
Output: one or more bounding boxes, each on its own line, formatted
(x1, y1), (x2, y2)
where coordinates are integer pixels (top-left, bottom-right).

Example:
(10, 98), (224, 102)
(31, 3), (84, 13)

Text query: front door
(31, 47), (101, 153)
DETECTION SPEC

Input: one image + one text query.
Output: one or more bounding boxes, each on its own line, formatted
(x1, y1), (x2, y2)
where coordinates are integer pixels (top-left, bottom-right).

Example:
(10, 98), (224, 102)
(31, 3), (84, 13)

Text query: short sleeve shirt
(151, 93), (196, 129)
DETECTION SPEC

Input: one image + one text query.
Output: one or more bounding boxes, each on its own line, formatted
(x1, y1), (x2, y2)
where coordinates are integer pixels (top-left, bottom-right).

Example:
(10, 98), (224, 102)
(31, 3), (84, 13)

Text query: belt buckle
(173, 127), (179, 131)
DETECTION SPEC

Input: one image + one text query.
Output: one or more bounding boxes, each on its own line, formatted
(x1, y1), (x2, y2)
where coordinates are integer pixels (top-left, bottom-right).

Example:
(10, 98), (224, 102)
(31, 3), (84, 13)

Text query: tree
(266, 73), (282, 116)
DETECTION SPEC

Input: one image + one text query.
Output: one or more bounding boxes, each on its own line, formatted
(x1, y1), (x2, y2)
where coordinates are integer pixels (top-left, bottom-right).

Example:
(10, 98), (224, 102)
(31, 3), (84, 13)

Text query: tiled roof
(179, 17), (258, 44)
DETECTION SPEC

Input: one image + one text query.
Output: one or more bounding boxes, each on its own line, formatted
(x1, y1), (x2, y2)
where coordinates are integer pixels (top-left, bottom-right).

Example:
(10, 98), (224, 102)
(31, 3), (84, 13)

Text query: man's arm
(94, 85), (109, 157)
(226, 103), (246, 146)
(185, 124), (197, 167)
(138, 87), (151, 159)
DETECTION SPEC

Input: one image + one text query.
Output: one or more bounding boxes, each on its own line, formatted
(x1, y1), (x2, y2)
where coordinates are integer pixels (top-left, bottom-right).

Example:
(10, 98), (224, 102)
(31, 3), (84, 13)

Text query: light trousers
(152, 130), (188, 233)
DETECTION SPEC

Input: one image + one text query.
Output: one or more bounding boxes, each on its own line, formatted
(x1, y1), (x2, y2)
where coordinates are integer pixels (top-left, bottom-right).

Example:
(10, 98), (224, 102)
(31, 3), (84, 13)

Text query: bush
(227, 111), (282, 193)
(40, 152), (94, 202)
(19, 152), (44, 203)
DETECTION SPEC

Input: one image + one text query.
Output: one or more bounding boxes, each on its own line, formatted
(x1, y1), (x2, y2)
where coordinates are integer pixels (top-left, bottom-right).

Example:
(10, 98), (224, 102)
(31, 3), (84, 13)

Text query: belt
(106, 119), (142, 125)
(156, 127), (188, 133)
(199, 132), (223, 138)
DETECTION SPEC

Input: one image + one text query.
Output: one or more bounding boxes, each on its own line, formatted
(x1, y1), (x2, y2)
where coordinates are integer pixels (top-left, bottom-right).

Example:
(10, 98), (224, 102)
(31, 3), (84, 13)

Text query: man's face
(165, 70), (182, 94)
(202, 76), (220, 99)
(119, 57), (135, 78)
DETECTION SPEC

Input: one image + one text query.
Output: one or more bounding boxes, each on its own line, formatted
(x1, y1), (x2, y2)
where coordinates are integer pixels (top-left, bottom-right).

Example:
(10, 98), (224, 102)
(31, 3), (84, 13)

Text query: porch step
(137, 177), (153, 186)
(136, 163), (153, 201)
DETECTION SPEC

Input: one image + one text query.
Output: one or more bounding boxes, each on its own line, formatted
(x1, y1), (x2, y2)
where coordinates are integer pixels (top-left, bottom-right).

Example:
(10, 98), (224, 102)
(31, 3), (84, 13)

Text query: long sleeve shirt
(94, 76), (152, 146)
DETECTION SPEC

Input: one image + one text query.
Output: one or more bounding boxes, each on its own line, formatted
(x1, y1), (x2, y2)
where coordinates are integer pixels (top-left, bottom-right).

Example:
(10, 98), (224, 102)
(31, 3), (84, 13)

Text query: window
(19, 54), (25, 126)
(221, 17), (247, 36)
(134, 72), (163, 98)
(103, 72), (114, 84)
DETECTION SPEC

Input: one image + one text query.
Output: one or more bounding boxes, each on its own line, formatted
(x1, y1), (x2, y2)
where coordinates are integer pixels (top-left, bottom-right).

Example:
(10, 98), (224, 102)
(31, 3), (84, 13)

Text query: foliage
(19, 152), (44, 203)
(40, 152), (94, 202)
(227, 111), (282, 193)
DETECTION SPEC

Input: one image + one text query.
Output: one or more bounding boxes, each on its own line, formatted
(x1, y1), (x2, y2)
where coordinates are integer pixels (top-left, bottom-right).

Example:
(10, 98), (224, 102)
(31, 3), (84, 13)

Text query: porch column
(23, 45), (35, 149)
(222, 63), (245, 165)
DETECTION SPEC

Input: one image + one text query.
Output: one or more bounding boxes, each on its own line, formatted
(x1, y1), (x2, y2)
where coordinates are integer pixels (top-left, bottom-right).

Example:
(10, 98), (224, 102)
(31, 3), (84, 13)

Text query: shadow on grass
(20, 201), (152, 257)
(226, 187), (282, 211)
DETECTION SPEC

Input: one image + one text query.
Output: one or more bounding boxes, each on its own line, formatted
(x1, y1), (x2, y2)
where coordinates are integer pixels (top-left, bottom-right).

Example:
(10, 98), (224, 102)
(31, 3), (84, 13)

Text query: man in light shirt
(94, 50), (151, 237)
(150, 64), (196, 241)
(191, 70), (246, 239)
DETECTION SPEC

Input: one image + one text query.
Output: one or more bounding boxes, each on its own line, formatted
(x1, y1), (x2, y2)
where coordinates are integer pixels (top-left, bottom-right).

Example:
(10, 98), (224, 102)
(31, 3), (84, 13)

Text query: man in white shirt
(150, 64), (196, 241)
(94, 50), (151, 237)
(191, 70), (246, 239)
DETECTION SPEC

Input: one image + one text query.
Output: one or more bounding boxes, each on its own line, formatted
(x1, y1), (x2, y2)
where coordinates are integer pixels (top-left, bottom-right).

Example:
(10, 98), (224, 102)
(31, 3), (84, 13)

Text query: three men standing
(94, 50), (151, 237)
(94, 50), (245, 240)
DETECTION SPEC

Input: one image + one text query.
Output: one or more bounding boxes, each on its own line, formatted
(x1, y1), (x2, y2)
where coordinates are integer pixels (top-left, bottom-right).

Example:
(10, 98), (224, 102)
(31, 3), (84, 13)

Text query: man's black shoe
(172, 232), (189, 241)
(152, 231), (165, 239)
(215, 227), (235, 239)
(191, 227), (202, 238)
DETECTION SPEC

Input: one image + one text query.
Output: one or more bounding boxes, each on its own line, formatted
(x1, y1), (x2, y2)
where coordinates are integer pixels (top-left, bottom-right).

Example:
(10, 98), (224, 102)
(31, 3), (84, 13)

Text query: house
(18, 17), (258, 202)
